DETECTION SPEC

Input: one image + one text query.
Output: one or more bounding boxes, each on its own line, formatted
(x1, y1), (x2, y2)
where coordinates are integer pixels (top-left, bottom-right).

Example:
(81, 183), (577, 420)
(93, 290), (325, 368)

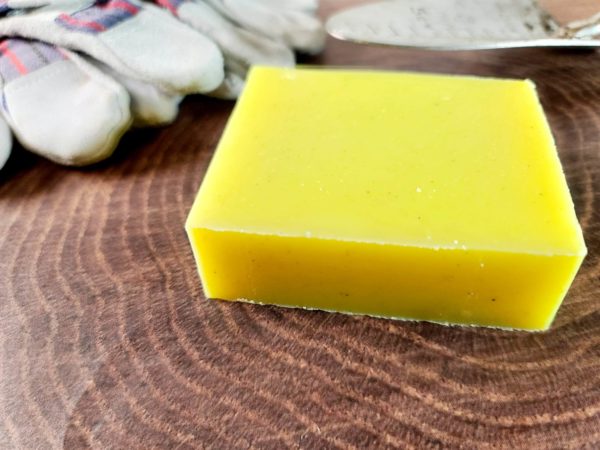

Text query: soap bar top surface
(189, 66), (585, 257)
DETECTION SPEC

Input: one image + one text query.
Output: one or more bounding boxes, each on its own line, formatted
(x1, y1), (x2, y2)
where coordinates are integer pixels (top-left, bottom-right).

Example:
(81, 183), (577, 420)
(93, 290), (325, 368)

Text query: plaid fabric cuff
(0, 38), (66, 84)
(0, 0), (11, 15)
(154, 0), (184, 16)
(55, 0), (141, 34)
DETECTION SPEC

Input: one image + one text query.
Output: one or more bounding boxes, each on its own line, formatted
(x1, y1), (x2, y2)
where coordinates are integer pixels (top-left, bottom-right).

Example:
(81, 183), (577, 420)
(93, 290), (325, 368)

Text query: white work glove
(156, 0), (325, 98)
(0, 0), (324, 168)
(0, 38), (132, 166)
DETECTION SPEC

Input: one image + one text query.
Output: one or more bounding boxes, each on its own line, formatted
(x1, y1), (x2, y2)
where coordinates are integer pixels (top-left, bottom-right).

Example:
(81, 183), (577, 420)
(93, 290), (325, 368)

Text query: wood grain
(1, 1), (600, 448)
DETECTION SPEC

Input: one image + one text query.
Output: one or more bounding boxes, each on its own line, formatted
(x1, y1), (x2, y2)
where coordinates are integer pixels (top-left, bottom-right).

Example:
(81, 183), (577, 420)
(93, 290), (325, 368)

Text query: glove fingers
(87, 57), (183, 127)
(206, 0), (325, 54)
(0, 114), (12, 171)
(0, 38), (132, 166)
(245, 0), (318, 13)
(209, 63), (244, 99)
(178, 0), (294, 68)
(0, 0), (225, 95)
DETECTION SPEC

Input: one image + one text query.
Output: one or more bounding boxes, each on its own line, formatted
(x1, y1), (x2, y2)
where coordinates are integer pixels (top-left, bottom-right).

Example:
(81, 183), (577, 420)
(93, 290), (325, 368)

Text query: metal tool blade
(326, 0), (600, 50)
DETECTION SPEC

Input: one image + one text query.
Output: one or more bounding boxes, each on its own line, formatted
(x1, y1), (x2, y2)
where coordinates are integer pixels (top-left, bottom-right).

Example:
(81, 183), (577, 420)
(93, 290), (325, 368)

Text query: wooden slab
(1, 1), (599, 448)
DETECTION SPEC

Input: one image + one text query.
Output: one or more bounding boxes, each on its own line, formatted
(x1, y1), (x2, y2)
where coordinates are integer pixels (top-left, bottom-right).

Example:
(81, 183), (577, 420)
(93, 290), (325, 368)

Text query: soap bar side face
(189, 228), (584, 331)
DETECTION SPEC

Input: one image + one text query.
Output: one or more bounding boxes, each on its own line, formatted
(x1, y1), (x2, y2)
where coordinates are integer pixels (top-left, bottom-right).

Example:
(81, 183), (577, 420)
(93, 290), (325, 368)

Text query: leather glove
(0, 0), (324, 168)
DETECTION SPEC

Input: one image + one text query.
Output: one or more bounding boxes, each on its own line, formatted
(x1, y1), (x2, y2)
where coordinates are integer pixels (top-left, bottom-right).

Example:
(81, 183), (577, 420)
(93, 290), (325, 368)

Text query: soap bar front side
(186, 66), (586, 331)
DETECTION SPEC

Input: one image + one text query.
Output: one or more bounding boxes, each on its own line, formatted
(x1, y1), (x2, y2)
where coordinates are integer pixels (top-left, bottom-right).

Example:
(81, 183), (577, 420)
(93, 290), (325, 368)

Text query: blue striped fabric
(55, 0), (140, 34)
(0, 0), (11, 15)
(0, 38), (67, 114)
(0, 39), (66, 84)
(155, 0), (184, 16)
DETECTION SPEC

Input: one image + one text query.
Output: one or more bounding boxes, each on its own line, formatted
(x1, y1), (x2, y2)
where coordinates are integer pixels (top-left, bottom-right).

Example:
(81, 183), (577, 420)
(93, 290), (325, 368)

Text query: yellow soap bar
(186, 66), (586, 331)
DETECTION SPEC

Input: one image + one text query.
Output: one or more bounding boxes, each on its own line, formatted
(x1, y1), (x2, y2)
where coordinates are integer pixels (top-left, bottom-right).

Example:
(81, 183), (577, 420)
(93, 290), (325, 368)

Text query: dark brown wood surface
(1, 1), (600, 448)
